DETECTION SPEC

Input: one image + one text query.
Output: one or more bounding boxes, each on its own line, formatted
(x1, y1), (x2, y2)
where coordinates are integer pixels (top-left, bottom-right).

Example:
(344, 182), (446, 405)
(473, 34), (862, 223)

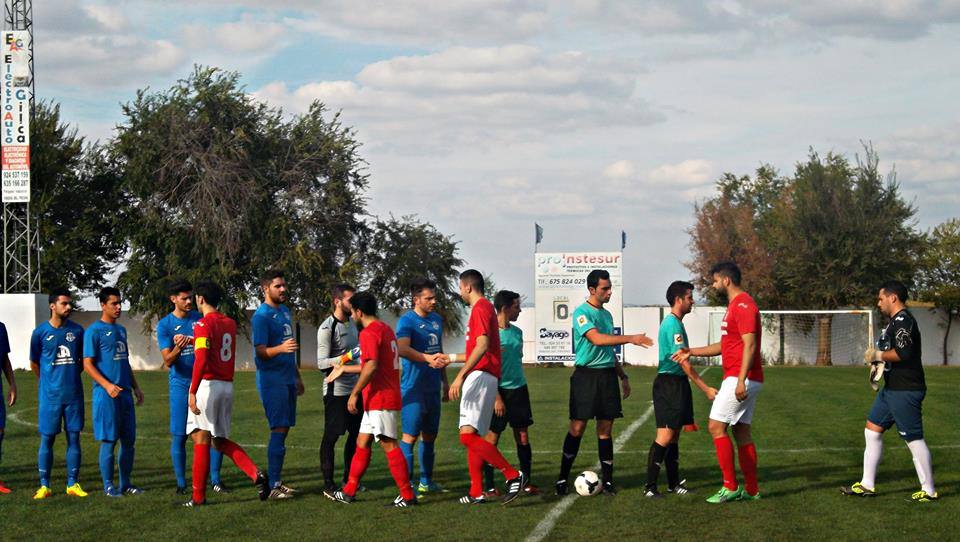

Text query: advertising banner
(534, 252), (623, 364)
(2, 30), (31, 203)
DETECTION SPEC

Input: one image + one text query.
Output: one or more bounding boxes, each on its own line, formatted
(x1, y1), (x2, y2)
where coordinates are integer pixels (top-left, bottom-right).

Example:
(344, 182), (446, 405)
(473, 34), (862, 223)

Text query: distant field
(1, 366), (957, 541)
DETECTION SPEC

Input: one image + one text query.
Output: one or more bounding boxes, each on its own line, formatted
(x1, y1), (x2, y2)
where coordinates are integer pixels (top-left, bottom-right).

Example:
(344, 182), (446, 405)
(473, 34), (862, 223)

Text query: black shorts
(490, 385), (535, 434)
(652, 373), (694, 429)
(569, 366), (622, 421)
(323, 394), (362, 436)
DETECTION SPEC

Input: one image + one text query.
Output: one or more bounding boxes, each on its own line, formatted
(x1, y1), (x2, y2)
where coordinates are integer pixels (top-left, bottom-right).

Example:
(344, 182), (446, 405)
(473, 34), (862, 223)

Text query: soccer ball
(574, 470), (602, 496)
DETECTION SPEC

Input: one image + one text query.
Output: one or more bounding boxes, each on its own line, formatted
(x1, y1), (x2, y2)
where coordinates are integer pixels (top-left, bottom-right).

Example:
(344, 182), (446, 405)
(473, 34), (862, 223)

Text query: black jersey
(878, 309), (925, 391)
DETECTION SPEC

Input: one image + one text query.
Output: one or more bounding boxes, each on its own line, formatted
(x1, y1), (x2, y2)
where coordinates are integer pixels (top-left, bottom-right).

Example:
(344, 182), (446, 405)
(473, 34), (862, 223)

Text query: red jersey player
(323, 291), (417, 507)
(183, 280), (269, 507)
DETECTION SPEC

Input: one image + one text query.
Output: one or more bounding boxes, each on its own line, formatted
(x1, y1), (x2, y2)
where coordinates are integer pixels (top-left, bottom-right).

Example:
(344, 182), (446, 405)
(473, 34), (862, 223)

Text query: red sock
(738, 443), (758, 496)
(218, 439), (259, 481)
(460, 433), (520, 481)
(467, 448), (485, 498)
(342, 446), (371, 496)
(386, 447), (415, 501)
(713, 436), (738, 491)
(192, 443), (210, 503)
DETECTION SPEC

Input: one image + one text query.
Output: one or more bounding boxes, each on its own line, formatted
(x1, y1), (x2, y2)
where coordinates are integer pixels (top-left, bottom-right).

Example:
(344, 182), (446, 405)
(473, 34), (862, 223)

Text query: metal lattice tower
(3, 0), (39, 293)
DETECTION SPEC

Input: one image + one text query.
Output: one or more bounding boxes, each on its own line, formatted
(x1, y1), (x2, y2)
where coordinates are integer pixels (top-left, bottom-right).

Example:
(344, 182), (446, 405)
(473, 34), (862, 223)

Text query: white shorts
(458, 370), (497, 435)
(186, 380), (233, 438)
(360, 409), (400, 442)
(708, 376), (763, 425)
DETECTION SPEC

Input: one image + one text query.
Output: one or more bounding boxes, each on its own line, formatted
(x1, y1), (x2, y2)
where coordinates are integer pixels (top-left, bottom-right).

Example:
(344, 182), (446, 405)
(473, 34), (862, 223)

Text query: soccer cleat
(739, 491), (761, 501)
(555, 479), (569, 496)
(103, 485), (123, 498)
(459, 494), (487, 504)
(66, 483), (89, 498)
(324, 488), (355, 504)
(255, 471), (270, 501)
(277, 482), (298, 495)
(417, 481), (447, 495)
(910, 490), (939, 502)
(602, 482), (617, 496)
(668, 480), (691, 496)
(502, 472), (526, 505)
(175, 485), (188, 496)
(211, 483), (231, 494)
(387, 494), (418, 508)
(268, 488), (293, 500)
(122, 486), (145, 496)
(523, 484), (541, 496)
(644, 487), (665, 499)
(840, 482), (876, 497)
(0, 480), (11, 494)
(706, 486), (742, 503)
(33, 486), (54, 500)
(182, 499), (205, 507)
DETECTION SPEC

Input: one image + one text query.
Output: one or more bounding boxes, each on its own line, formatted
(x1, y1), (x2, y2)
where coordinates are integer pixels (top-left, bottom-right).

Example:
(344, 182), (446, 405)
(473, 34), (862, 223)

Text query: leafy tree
(916, 218), (960, 365)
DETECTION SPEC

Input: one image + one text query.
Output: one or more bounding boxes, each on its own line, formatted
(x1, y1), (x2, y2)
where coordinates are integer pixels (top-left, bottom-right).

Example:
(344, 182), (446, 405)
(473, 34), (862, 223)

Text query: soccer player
(323, 291), (418, 507)
(396, 278), (450, 495)
(83, 286), (145, 497)
(182, 280), (270, 506)
(448, 269), (524, 505)
(317, 283), (363, 492)
(252, 269), (304, 499)
(0, 319), (17, 494)
(482, 290), (539, 497)
(643, 281), (717, 498)
(30, 288), (88, 499)
(555, 269), (653, 497)
(156, 279), (226, 495)
(673, 261), (763, 503)
(841, 280), (937, 502)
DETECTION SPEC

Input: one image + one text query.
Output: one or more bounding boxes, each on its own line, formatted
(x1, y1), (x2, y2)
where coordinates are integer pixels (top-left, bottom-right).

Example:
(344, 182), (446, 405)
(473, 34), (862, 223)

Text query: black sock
(320, 434), (337, 487)
(483, 462), (495, 491)
(665, 443), (680, 489)
(645, 442), (667, 491)
(342, 430), (358, 486)
(558, 433), (582, 483)
(517, 442), (532, 481)
(598, 438), (614, 485)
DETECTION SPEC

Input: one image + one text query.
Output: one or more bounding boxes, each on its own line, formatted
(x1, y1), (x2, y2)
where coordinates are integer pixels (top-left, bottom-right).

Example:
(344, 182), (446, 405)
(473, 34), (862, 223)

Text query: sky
(32, 0), (960, 305)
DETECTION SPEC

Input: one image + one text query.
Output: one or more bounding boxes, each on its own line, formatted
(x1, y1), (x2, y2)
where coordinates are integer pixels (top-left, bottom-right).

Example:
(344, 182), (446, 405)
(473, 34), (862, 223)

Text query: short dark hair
(350, 290), (378, 317)
(494, 290), (521, 313)
(709, 261), (742, 286)
(331, 283), (355, 301)
(880, 280), (909, 303)
(167, 278), (193, 297)
(586, 269), (610, 289)
(260, 268), (284, 288)
(459, 269), (484, 292)
(666, 281), (695, 306)
(98, 286), (121, 304)
(410, 278), (437, 297)
(194, 280), (223, 308)
(48, 287), (71, 305)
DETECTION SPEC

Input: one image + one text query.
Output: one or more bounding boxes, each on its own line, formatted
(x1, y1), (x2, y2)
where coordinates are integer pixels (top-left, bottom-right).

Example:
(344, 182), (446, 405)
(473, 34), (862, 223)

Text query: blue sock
(420, 440), (436, 486)
(66, 431), (81, 486)
(99, 441), (116, 488)
(399, 440), (415, 482)
(268, 431), (287, 488)
(118, 438), (135, 490)
(171, 435), (187, 488)
(209, 447), (224, 486)
(38, 434), (55, 487)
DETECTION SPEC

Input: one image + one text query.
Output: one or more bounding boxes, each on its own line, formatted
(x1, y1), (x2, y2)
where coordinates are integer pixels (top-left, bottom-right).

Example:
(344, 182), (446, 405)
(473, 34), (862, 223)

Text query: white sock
(861, 428), (883, 490)
(906, 439), (935, 495)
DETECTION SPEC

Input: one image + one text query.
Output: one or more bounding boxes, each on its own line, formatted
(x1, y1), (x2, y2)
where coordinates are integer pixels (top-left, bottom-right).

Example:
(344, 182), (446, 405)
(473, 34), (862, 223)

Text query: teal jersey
(657, 313), (688, 376)
(572, 302), (616, 368)
(498, 324), (526, 389)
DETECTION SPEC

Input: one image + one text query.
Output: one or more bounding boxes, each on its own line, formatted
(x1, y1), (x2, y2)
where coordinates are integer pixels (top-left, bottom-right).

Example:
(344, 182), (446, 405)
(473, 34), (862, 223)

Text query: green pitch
(1, 366), (957, 541)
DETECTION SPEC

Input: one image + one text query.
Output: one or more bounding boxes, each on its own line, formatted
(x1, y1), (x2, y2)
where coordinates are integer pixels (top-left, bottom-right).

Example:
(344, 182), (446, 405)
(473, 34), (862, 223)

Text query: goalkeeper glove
(338, 346), (361, 366)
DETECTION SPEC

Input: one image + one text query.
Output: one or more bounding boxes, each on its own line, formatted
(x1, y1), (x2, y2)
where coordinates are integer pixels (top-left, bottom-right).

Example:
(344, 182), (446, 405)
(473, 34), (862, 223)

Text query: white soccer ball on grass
(574, 470), (602, 496)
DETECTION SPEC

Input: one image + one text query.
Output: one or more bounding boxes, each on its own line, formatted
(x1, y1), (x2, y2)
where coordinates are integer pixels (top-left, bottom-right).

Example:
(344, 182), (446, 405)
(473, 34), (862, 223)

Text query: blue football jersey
(156, 310), (202, 382)
(396, 310), (444, 394)
(30, 320), (85, 404)
(252, 303), (297, 387)
(83, 320), (133, 392)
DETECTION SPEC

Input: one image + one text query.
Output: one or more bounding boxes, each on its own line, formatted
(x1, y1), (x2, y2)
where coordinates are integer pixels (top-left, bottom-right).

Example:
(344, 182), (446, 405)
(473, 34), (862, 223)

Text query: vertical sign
(2, 30), (31, 203)
(534, 252), (623, 364)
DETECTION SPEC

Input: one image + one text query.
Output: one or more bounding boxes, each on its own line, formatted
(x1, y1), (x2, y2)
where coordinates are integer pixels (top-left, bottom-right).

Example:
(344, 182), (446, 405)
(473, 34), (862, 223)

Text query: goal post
(707, 309), (874, 366)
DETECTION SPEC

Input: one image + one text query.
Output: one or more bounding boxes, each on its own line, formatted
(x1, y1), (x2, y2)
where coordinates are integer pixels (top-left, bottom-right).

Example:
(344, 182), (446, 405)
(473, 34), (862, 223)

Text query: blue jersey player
(30, 289), (88, 499)
(0, 319), (18, 495)
(157, 279), (225, 495)
(83, 287), (145, 497)
(396, 278), (450, 495)
(252, 269), (304, 499)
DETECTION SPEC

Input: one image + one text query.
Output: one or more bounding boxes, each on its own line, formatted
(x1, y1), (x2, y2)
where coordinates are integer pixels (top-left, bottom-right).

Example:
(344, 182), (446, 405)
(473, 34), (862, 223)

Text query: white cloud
(648, 159), (713, 186)
(183, 15), (289, 54)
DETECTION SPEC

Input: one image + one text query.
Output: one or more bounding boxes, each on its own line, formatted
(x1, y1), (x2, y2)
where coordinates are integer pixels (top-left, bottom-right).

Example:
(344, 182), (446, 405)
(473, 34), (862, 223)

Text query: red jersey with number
(189, 312), (238, 393)
(720, 292), (764, 382)
(358, 320), (402, 411)
(466, 298), (501, 378)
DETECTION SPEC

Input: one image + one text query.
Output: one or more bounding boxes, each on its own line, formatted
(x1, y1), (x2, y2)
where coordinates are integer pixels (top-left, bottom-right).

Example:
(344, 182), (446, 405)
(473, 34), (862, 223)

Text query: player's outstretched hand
(189, 393), (201, 415)
(705, 387), (718, 401)
(325, 365), (345, 384)
(448, 377), (464, 401)
(863, 347), (879, 364)
(671, 348), (691, 363)
(347, 393), (359, 414)
(630, 333), (654, 348)
(7, 383), (16, 406)
(107, 383), (124, 398)
(173, 334), (190, 349)
(134, 387), (144, 406)
(427, 353), (449, 369)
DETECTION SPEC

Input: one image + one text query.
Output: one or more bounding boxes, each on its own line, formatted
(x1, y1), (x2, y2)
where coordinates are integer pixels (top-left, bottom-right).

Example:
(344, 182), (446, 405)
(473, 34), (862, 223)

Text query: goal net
(707, 310), (874, 366)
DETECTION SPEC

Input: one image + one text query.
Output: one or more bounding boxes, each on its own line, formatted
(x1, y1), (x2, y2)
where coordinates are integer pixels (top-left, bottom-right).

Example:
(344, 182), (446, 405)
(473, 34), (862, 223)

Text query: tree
(30, 101), (128, 293)
(916, 218), (960, 365)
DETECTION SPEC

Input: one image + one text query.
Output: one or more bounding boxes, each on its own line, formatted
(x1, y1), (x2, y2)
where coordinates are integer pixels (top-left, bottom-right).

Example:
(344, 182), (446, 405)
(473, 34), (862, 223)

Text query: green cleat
(417, 481), (447, 495)
(910, 490), (939, 502)
(706, 486), (742, 503)
(840, 482), (876, 497)
(739, 490), (761, 501)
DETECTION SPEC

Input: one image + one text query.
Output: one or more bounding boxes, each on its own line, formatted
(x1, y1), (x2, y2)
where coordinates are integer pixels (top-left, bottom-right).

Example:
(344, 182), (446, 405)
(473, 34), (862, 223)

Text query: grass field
(1, 365), (957, 541)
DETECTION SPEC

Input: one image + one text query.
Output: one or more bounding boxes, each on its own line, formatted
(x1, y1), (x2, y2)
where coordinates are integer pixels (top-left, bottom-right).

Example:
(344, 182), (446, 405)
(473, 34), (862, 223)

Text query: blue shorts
(401, 388), (442, 436)
(868, 388), (925, 441)
(259, 384), (297, 429)
(38, 399), (84, 435)
(93, 388), (136, 442)
(169, 379), (190, 436)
